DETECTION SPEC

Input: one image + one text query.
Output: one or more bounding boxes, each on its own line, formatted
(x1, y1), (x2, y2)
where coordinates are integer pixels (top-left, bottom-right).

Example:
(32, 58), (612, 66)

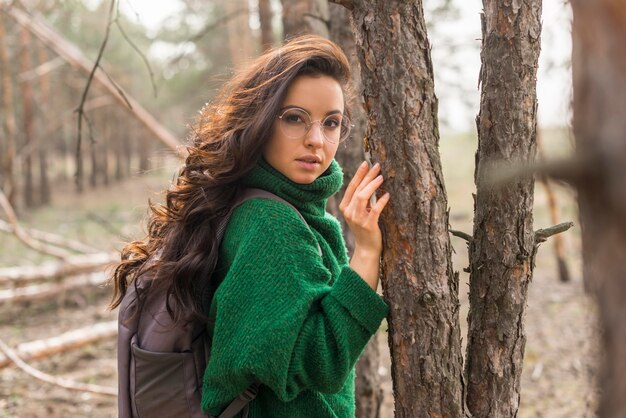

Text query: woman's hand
(339, 161), (391, 257)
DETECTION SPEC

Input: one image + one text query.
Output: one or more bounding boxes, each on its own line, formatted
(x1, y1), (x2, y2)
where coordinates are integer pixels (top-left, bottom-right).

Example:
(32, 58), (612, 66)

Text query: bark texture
(345, 1), (466, 416)
(464, 1), (542, 417)
(570, 1), (626, 416)
(328, 4), (383, 417)
(281, 0), (329, 40)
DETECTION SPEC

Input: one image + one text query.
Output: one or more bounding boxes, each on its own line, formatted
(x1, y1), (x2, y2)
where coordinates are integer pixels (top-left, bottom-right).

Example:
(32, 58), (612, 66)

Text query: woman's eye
(284, 113), (305, 124)
(324, 118), (340, 129)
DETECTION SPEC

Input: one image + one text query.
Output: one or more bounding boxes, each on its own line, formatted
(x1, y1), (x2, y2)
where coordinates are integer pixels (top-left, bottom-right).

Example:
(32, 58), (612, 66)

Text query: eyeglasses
(276, 107), (354, 144)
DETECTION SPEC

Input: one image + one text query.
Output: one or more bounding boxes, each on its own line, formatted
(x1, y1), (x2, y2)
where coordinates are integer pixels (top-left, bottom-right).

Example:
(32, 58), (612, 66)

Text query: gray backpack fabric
(117, 188), (321, 418)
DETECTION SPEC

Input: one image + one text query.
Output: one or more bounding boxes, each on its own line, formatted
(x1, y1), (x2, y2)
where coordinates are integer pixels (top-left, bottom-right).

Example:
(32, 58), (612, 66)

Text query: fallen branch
(0, 272), (107, 305)
(6, 7), (185, 157)
(0, 189), (72, 259)
(0, 321), (117, 369)
(534, 222), (574, 244)
(0, 252), (117, 285)
(0, 337), (116, 396)
(0, 219), (100, 254)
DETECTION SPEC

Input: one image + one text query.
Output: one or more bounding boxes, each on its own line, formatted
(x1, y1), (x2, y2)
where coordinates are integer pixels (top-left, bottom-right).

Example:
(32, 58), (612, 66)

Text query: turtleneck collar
(240, 156), (344, 216)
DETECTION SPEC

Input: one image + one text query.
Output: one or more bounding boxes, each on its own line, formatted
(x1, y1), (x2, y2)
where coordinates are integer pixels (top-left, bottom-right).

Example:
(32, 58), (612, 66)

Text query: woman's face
(263, 75), (344, 184)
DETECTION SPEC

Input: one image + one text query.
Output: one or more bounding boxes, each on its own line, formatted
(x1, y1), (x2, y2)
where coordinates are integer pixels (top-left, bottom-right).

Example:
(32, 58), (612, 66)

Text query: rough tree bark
(280, 0), (329, 39)
(327, 4), (384, 417)
(0, 14), (17, 208)
(335, 1), (466, 416)
(19, 26), (36, 208)
(464, 1), (542, 416)
(570, 1), (626, 416)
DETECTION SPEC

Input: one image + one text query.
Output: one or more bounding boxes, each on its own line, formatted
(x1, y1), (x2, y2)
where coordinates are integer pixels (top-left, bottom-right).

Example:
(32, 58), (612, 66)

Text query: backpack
(117, 188), (322, 418)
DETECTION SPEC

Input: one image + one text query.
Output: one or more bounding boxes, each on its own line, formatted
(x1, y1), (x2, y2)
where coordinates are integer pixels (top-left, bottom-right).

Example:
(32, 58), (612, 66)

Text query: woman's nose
(304, 121), (325, 147)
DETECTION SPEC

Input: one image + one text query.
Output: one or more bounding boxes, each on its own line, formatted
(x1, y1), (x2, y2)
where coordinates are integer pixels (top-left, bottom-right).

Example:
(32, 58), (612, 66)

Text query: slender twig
(74, 0), (117, 190)
(166, 9), (247, 67)
(0, 338), (116, 397)
(449, 229), (472, 243)
(0, 189), (72, 259)
(534, 222), (574, 244)
(99, 66), (132, 110)
(114, 18), (157, 98)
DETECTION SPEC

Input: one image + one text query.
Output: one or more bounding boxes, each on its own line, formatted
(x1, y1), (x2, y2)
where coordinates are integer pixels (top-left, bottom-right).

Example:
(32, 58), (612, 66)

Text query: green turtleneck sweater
(201, 157), (389, 418)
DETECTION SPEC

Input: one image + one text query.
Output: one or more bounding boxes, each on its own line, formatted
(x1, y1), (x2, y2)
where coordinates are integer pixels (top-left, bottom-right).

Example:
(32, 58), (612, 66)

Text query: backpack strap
(215, 381), (261, 418)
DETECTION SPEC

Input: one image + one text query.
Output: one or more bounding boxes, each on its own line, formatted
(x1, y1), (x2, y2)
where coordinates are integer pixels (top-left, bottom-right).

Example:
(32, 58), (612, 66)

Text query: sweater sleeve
(201, 198), (388, 415)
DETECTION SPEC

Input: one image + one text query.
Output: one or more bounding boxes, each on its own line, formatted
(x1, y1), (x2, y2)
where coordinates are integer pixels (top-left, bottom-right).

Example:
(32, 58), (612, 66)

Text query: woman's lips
(295, 159), (321, 170)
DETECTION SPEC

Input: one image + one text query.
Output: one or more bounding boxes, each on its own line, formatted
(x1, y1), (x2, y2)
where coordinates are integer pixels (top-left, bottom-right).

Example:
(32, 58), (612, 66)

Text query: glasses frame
(276, 107), (354, 144)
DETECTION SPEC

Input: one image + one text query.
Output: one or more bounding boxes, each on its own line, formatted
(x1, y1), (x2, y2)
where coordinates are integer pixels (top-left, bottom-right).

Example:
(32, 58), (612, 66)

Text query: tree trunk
(0, 14), (17, 209)
(258, 0), (274, 52)
(280, 0), (329, 40)
(19, 26), (36, 208)
(570, 1), (626, 416)
(327, 4), (384, 417)
(36, 41), (51, 205)
(226, 0), (253, 69)
(339, 1), (466, 416)
(464, 1), (542, 416)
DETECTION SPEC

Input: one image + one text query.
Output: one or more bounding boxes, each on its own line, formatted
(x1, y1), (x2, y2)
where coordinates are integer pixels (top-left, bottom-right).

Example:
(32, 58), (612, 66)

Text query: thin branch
(0, 189), (72, 259)
(0, 337), (116, 396)
(166, 8), (247, 67)
(0, 219), (101, 254)
(75, 0), (117, 190)
(534, 222), (574, 244)
(18, 55), (65, 82)
(99, 66), (133, 110)
(328, 0), (354, 11)
(114, 17), (157, 98)
(449, 229), (472, 243)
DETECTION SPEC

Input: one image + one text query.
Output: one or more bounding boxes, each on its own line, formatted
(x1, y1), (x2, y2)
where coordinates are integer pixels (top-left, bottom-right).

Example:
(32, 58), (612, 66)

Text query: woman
(111, 35), (390, 417)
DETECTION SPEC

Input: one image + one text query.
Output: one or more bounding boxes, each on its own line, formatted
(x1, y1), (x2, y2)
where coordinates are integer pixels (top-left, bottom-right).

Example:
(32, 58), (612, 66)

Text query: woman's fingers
(340, 161), (369, 210)
(367, 192), (390, 221)
(356, 174), (384, 207)
(355, 163), (381, 195)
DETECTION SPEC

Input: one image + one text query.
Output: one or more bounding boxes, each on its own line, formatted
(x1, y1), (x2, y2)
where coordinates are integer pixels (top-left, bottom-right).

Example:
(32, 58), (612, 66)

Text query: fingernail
(373, 162), (380, 169)
(361, 161), (368, 168)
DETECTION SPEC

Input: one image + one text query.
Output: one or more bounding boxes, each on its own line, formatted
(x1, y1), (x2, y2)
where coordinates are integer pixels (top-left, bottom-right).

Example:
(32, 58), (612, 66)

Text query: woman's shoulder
(224, 197), (315, 244)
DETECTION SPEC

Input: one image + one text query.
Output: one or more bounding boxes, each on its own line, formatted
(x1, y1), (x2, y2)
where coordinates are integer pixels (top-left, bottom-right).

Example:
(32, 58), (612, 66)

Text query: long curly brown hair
(109, 35), (353, 323)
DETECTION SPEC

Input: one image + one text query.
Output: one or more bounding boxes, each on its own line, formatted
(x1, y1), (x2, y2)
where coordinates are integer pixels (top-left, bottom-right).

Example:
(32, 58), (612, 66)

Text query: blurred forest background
(0, 0), (595, 417)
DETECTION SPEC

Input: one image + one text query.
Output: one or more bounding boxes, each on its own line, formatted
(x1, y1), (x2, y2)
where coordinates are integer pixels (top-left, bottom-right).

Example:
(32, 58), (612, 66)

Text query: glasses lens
(279, 109), (309, 139)
(321, 114), (343, 144)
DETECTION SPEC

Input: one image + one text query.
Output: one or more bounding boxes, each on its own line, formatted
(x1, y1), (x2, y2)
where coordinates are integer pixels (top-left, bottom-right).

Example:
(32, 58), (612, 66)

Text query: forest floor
(0, 129), (600, 417)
